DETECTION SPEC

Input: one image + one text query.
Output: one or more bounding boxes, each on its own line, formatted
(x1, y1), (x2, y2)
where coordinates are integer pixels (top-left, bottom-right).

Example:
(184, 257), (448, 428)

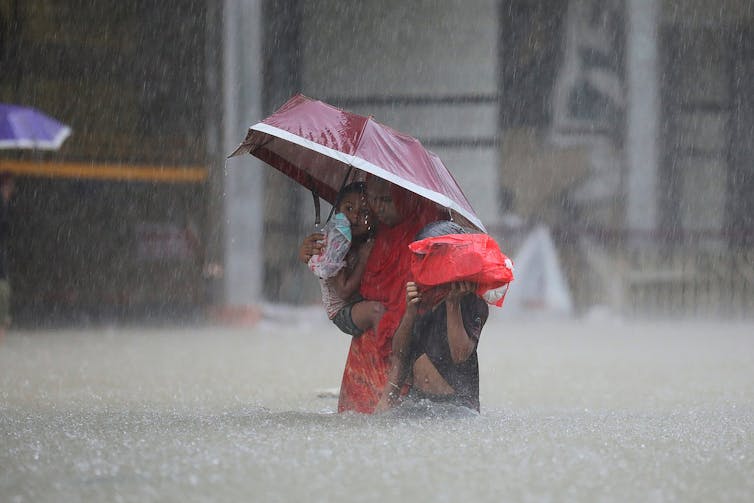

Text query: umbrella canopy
(228, 94), (485, 232)
(0, 103), (72, 150)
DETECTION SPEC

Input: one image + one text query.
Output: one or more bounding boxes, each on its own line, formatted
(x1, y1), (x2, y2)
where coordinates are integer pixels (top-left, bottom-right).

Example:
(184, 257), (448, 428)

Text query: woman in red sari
(301, 176), (441, 413)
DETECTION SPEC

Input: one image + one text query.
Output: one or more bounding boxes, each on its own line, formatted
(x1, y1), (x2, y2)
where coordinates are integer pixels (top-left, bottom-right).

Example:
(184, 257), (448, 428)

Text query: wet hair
(334, 181), (366, 209)
(332, 181), (375, 241)
(414, 220), (468, 241)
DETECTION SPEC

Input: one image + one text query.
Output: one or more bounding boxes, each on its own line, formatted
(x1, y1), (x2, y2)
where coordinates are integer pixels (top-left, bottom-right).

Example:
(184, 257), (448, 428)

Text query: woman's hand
(445, 281), (475, 304)
(374, 392), (392, 413)
(375, 380), (402, 413)
(299, 232), (325, 263)
(357, 237), (374, 262)
(405, 281), (422, 316)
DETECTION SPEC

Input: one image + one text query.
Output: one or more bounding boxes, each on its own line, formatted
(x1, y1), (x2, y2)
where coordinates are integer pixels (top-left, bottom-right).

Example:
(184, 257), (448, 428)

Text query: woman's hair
(414, 220), (468, 241)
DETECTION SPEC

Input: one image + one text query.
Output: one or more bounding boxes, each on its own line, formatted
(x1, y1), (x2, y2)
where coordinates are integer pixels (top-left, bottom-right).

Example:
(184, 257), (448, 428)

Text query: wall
(299, 0), (501, 226)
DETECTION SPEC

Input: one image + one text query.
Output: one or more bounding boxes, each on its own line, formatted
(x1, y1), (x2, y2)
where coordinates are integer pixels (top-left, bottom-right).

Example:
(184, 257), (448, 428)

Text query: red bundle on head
(409, 233), (514, 307)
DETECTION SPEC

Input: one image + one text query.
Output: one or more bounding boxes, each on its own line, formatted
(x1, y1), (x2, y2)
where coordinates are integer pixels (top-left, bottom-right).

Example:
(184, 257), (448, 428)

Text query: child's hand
(405, 282), (421, 314)
(445, 281), (475, 304)
(300, 232), (325, 263)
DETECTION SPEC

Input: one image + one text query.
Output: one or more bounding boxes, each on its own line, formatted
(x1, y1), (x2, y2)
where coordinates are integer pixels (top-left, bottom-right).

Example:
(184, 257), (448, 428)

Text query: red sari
(338, 186), (440, 413)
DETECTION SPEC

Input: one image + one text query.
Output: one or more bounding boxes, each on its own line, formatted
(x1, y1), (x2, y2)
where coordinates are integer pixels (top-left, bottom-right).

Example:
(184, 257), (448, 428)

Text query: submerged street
(1, 311), (752, 502)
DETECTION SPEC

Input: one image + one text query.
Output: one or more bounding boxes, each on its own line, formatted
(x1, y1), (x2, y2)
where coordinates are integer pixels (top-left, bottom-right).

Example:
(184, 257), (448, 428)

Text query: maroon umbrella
(228, 94), (485, 232)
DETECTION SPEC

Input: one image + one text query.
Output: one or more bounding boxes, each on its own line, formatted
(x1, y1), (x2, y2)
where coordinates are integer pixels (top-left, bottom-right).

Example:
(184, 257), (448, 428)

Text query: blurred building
(0, 0), (751, 323)
(0, 1), (213, 324)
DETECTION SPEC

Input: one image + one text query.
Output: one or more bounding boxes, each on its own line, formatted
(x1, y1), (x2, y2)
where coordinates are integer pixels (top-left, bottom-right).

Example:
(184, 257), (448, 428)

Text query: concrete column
(625, 0), (660, 245)
(220, 0), (265, 313)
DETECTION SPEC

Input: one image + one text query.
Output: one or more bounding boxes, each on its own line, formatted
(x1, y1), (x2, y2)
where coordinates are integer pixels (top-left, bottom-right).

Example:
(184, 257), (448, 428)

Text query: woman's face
(338, 191), (372, 237)
(366, 178), (401, 227)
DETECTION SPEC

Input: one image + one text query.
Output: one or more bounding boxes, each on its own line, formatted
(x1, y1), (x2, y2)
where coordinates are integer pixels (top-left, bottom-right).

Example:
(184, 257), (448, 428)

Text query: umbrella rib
(248, 137), (274, 155)
(353, 115), (372, 152)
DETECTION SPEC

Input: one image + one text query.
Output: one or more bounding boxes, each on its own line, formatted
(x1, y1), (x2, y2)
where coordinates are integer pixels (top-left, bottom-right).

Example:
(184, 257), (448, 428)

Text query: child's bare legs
(350, 300), (385, 332)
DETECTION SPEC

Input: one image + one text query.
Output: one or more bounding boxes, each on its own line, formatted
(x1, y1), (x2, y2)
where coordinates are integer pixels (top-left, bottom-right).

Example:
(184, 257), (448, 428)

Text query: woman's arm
(445, 281), (478, 364)
(333, 239), (373, 299)
(375, 282), (420, 412)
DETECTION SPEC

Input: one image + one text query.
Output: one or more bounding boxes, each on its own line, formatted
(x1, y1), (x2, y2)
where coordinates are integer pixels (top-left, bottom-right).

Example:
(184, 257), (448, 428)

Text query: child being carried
(308, 182), (385, 336)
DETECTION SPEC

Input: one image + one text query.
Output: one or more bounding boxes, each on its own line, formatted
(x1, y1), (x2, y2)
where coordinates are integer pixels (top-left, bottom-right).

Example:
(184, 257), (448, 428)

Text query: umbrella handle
(312, 190), (321, 227)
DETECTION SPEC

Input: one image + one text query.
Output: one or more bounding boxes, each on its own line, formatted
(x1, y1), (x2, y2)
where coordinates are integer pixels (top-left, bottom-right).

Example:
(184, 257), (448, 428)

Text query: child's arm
(445, 281), (479, 364)
(333, 239), (373, 299)
(375, 282), (420, 412)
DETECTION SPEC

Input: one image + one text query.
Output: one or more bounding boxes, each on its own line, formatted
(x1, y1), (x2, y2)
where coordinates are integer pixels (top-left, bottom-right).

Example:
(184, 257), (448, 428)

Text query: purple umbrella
(0, 103), (71, 150)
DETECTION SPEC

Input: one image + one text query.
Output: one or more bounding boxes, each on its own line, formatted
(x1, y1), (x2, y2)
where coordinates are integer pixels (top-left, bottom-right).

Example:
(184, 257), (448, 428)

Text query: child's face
(338, 192), (372, 237)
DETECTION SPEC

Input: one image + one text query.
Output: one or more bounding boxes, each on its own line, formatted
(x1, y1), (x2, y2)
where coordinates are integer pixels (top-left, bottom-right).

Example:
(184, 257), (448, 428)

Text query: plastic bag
(308, 212), (352, 278)
(409, 233), (514, 307)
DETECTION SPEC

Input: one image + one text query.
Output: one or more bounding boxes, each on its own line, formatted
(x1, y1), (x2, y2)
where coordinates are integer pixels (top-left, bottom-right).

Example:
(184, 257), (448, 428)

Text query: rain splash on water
(1, 309), (753, 502)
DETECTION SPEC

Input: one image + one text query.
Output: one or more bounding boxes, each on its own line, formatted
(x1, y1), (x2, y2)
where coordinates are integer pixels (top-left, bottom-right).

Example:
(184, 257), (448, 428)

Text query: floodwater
(1, 308), (753, 502)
